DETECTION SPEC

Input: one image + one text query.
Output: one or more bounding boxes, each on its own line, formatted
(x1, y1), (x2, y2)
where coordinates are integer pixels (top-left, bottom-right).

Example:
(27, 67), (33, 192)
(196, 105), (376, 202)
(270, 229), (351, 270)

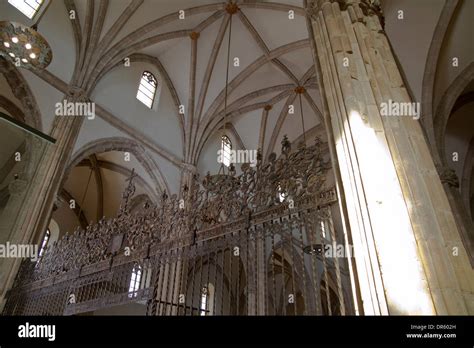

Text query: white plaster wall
(108, 0), (222, 48)
(382, 0), (445, 102)
(51, 203), (80, 237)
(150, 152), (181, 194)
(434, 0), (474, 107)
(233, 109), (262, 151)
(99, 151), (156, 197)
(197, 129), (244, 177)
(0, 75), (24, 114)
(3, 0), (471, 237)
(229, 63), (294, 105)
(64, 166), (98, 223)
(92, 62), (183, 158)
(444, 102), (474, 178)
(241, 5), (307, 51)
(73, 116), (131, 153)
(21, 69), (63, 134)
(36, 0), (75, 83)
(97, 0), (131, 42)
(277, 89), (320, 150)
(262, 97), (286, 155)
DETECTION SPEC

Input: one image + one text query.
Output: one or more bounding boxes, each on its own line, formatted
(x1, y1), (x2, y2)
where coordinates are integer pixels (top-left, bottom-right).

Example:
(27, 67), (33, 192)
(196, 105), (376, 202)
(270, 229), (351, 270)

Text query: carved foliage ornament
(437, 166), (460, 188)
(25, 138), (331, 282)
(306, 0), (384, 28)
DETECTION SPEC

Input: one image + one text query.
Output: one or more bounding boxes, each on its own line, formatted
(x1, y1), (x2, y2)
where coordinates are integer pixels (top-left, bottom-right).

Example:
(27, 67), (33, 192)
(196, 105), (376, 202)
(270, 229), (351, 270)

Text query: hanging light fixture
(0, 3), (52, 69)
(76, 159), (96, 226)
(295, 86), (307, 148)
(218, 2), (239, 175)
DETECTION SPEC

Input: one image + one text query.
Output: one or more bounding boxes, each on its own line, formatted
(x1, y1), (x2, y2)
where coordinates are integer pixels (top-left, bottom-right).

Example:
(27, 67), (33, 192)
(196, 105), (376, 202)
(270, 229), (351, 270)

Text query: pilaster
(308, 0), (474, 314)
(0, 88), (86, 311)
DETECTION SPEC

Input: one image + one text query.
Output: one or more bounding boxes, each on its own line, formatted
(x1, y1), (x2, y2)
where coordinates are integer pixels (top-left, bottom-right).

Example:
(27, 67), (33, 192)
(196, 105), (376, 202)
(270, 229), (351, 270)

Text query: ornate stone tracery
(4, 138), (347, 316)
(23, 137), (330, 281)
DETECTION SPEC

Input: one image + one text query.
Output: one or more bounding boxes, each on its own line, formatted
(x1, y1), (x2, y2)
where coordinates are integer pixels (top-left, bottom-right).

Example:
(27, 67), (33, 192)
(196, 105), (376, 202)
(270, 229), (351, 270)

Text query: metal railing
(3, 138), (354, 315)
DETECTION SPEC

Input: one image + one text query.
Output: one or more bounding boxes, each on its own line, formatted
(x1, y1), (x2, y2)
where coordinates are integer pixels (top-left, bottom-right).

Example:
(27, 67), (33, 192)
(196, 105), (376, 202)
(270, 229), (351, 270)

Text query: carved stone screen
(3, 139), (353, 316)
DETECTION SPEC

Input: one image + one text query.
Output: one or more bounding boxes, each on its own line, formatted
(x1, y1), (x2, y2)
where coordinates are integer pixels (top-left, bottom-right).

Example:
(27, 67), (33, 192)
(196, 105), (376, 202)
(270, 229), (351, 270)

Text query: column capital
(53, 194), (64, 211)
(307, 0), (384, 28)
(66, 86), (89, 103)
(182, 162), (197, 173)
(437, 165), (460, 188)
(307, 0), (354, 13)
(358, 0), (384, 27)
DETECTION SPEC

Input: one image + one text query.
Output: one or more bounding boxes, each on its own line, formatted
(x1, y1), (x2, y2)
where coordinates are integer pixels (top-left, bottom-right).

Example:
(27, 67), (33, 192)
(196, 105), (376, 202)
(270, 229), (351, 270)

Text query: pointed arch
(66, 137), (170, 199)
(0, 58), (42, 130)
(421, 0), (460, 153)
(433, 63), (474, 163)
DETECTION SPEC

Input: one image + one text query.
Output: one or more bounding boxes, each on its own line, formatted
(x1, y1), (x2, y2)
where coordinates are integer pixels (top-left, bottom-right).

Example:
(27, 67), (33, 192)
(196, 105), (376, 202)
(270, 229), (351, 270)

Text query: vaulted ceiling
(1, 0), (326, 227)
(1, 0), (472, 232)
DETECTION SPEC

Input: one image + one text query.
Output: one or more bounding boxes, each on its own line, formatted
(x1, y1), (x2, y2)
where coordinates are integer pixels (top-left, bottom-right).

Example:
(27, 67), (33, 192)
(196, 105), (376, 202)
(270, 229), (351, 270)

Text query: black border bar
(0, 315), (472, 346)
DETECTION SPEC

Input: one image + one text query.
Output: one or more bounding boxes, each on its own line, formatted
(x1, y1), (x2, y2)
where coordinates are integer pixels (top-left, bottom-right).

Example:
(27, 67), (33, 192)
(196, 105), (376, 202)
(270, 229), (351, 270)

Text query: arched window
(320, 220), (327, 239)
(221, 135), (232, 167)
(277, 184), (287, 203)
(200, 283), (215, 316)
(199, 288), (208, 316)
(136, 71), (157, 108)
(38, 228), (50, 258)
(128, 265), (142, 298)
(8, 0), (44, 19)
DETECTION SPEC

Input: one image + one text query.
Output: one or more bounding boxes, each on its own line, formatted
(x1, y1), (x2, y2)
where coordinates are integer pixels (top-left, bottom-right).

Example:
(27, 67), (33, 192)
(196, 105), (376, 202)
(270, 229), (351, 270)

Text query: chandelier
(0, 20), (52, 69)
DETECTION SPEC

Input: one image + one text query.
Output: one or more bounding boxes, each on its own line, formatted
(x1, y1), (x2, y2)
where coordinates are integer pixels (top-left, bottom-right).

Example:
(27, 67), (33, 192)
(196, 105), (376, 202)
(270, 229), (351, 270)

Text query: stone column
(308, 0), (474, 314)
(0, 89), (86, 311)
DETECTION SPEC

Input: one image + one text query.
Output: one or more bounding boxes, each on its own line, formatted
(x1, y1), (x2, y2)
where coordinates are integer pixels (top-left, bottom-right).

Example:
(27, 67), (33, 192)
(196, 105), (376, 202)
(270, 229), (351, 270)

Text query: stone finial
(359, 0), (384, 28)
(281, 135), (291, 155)
(256, 149), (262, 162)
(229, 163), (236, 176)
